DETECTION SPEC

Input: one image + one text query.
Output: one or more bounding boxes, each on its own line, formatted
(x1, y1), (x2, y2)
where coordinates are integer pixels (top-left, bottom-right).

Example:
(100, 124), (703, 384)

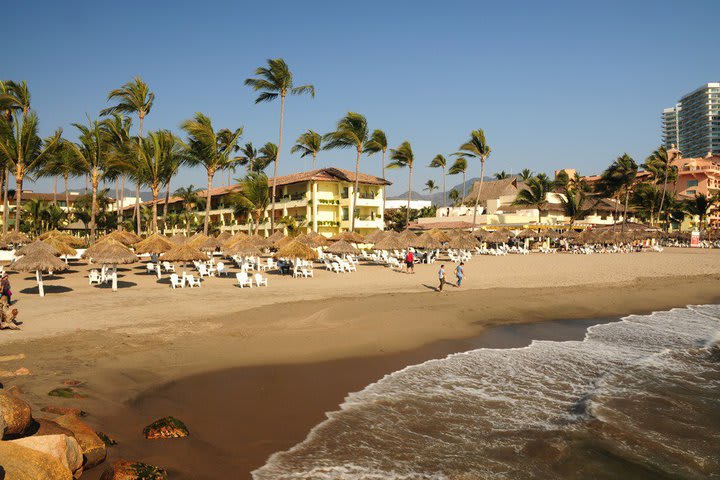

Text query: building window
(342, 207), (349, 221)
(341, 187), (349, 199)
(687, 189), (696, 195)
(687, 179), (699, 187)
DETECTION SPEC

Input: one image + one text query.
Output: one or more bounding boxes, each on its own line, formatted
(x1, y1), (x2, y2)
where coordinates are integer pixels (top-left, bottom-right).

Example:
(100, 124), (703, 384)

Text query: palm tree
(632, 182), (662, 225)
(161, 146), (183, 232)
(684, 194), (717, 231)
(429, 154), (447, 209)
(364, 129), (389, 210)
(387, 141), (415, 228)
(245, 58), (314, 232)
(174, 185), (201, 236)
(180, 113), (243, 235)
(65, 117), (112, 241)
(238, 142), (260, 173)
(454, 129), (491, 231)
(291, 130), (322, 170)
(228, 172), (270, 234)
(0, 111), (62, 232)
(448, 188), (460, 206)
(519, 168), (534, 181)
(100, 76), (154, 233)
(494, 170), (509, 180)
(256, 142), (278, 172)
(123, 130), (183, 232)
(424, 179), (438, 197)
(642, 146), (678, 227)
(103, 113), (133, 227)
(601, 153), (638, 232)
(448, 157), (468, 202)
(560, 185), (593, 226)
(38, 140), (84, 215)
(22, 198), (47, 235)
(512, 176), (552, 224)
(323, 112), (369, 232)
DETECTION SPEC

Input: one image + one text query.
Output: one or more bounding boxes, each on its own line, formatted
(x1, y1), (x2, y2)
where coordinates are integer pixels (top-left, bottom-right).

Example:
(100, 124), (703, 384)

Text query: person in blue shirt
(455, 262), (464, 287)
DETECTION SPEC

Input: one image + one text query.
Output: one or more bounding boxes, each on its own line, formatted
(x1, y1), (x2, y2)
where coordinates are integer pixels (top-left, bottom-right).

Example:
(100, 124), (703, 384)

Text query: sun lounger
(170, 273), (184, 289)
(254, 273), (268, 286)
(186, 275), (201, 288)
(236, 271), (253, 288)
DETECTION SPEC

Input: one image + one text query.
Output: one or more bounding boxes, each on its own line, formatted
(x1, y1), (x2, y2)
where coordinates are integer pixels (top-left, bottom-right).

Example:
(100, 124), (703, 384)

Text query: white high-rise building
(662, 82), (720, 157)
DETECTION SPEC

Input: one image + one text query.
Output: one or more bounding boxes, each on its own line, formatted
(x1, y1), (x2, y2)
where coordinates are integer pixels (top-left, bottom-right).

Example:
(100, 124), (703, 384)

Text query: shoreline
(1, 272), (718, 478)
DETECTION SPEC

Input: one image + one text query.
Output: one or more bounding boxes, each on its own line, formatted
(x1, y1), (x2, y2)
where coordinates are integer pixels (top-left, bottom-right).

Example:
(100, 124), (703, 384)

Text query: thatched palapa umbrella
(17, 240), (59, 257)
(373, 235), (409, 251)
(363, 229), (386, 244)
(428, 229), (452, 243)
(560, 229), (581, 240)
(396, 229), (418, 244)
(267, 230), (285, 243)
(331, 231), (365, 244)
(100, 230), (139, 246)
(161, 243), (208, 278)
(411, 232), (442, 250)
(225, 241), (262, 258)
(43, 237), (76, 262)
(274, 235), (295, 249)
(473, 229), (489, 241)
(187, 233), (210, 249)
(2, 231), (30, 247)
(134, 233), (174, 255)
(325, 239), (360, 255)
(514, 229), (537, 239)
(274, 240), (318, 260)
(11, 249), (66, 297)
(83, 239), (138, 291)
(170, 234), (189, 244)
(485, 230), (510, 244)
(446, 234), (479, 250)
(198, 236), (223, 252)
(216, 231), (232, 242)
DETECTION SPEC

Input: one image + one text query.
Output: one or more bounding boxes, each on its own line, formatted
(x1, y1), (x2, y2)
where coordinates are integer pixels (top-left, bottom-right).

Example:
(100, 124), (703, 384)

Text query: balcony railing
(359, 192), (377, 199)
(273, 193), (307, 202)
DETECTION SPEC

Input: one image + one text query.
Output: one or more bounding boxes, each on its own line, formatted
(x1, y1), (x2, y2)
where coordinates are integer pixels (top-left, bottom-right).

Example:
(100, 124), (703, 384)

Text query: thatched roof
(100, 230), (140, 245)
(83, 239), (138, 264)
(43, 237), (76, 256)
(274, 240), (318, 260)
(296, 233), (327, 248)
(198, 237), (223, 252)
(411, 232), (442, 249)
(244, 235), (272, 249)
(363, 229), (386, 243)
(274, 235), (295, 249)
(560, 229), (581, 239)
(38, 229), (64, 240)
(543, 230), (561, 240)
(134, 233), (174, 255)
(17, 240), (59, 256)
(428, 229), (452, 243)
(325, 239), (360, 255)
(473, 229), (489, 241)
(485, 230), (510, 244)
(514, 229), (538, 239)
(187, 233), (210, 249)
(268, 230), (285, 242)
(373, 235), (409, 251)
(1, 231), (29, 245)
(225, 241), (262, 257)
(396, 229), (418, 243)
(330, 231), (364, 243)
(11, 249), (66, 272)
(161, 243), (208, 262)
(446, 234), (479, 250)
(578, 229), (597, 244)
(216, 231), (232, 241)
(170, 235), (189, 244)
(223, 232), (249, 249)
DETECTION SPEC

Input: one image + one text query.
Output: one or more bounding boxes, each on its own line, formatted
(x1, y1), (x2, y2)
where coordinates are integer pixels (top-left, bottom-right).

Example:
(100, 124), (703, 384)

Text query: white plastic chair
(186, 275), (201, 288)
(146, 263), (156, 274)
(254, 273), (268, 287)
(170, 273), (184, 289)
(163, 261), (176, 272)
(216, 262), (226, 276)
(89, 270), (102, 285)
(236, 271), (253, 288)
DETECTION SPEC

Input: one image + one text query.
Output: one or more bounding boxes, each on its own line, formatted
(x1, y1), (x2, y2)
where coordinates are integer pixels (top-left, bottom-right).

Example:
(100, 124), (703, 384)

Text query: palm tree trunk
(406, 165), (413, 228)
(3, 168), (9, 235)
(442, 166), (446, 209)
(658, 167), (669, 229)
(462, 172), (466, 199)
(381, 148), (387, 213)
(204, 172), (213, 235)
(621, 188), (630, 233)
(53, 177), (57, 205)
(135, 181), (141, 234)
(64, 175), (70, 220)
(151, 184), (159, 233)
(254, 209), (261, 235)
(90, 173), (98, 242)
(471, 159), (486, 232)
(270, 94), (286, 233)
(119, 175), (125, 227)
(14, 169), (23, 233)
(163, 183), (170, 233)
(351, 148), (361, 232)
(114, 179), (120, 224)
(312, 152), (317, 170)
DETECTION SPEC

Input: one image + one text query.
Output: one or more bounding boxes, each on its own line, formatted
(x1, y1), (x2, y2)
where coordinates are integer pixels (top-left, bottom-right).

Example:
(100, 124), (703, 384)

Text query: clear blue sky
(5, 0), (719, 196)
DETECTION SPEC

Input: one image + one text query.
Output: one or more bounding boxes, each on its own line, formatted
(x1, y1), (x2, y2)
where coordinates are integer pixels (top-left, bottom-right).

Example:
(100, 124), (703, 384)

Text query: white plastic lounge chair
(147, 263), (156, 273)
(236, 271), (253, 288)
(170, 273), (183, 289)
(89, 270), (102, 285)
(163, 261), (176, 272)
(186, 275), (201, 288)
(216, 262), (226, 276)
(254, 273), (268, 287)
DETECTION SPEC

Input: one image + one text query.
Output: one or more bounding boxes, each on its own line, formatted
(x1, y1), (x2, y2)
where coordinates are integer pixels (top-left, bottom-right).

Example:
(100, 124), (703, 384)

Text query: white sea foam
(253, 305), (720, 480)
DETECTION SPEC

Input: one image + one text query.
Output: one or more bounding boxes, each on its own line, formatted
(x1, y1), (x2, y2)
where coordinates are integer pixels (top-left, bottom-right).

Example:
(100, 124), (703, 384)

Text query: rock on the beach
(41, 406), (88, 417)
(0, 391), (33, 437)
(53, 413), (107, 468)
(0, 441), (73, 479)
(11, 434), (83, 477)
(143, 416), (189, 440)
(34, 418), (75, 437)
(99, 460), (167, 480)
(48, 387), (88, 399)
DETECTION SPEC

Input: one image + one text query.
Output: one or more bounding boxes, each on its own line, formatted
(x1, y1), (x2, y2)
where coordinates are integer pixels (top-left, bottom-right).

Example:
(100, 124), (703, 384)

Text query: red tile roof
(408, 221), (474, 230)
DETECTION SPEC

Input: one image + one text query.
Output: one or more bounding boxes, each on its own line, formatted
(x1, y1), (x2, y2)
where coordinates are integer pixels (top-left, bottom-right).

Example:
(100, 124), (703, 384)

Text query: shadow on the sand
(20, 285), (74, 295)
(93, 280), (137, 289)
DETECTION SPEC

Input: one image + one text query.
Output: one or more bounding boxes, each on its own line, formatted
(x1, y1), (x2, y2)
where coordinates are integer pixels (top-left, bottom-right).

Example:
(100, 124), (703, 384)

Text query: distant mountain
(388, 177), (488, 205)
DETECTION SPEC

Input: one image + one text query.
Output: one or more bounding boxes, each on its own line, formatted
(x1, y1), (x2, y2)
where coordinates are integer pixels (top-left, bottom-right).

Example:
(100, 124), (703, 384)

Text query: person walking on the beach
(0, 273), (12, 305)
(455, 262), (464, 287)
(438, 264), (446, 292)
(405, 249), (415, 274)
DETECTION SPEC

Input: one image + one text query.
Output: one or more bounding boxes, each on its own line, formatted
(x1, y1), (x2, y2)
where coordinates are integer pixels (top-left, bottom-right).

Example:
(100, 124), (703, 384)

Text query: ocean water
(253, 305), (720, 480)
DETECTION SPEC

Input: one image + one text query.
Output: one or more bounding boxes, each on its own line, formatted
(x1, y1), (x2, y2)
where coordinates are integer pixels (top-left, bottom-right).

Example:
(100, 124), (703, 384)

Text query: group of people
(437, 262), (464, 292)
(0, 272), (20, 330)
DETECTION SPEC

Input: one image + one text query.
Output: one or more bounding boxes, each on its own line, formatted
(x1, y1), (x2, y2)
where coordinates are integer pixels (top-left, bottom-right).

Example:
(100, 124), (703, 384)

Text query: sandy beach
(1, 247), (719, 478)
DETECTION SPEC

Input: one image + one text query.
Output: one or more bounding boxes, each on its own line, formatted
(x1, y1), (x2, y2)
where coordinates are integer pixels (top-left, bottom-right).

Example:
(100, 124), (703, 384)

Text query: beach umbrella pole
(36, 270), (44, 297)
(112, 265), (118, 292)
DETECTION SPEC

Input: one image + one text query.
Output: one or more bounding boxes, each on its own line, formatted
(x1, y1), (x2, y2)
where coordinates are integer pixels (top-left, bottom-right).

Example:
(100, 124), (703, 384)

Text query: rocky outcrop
(99, 460), (167, 480)
(0, 391), (33, 437)
(0, 440), (73, 479)
(143, 416), (189, 439)
(11, 434), (83, 477)
(33, 418), (75, 437)
(53, 413), (107, 468)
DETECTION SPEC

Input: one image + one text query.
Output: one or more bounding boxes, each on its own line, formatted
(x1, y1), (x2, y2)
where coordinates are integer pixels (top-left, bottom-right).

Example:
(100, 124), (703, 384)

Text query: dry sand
(0, 247), (718, 478)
